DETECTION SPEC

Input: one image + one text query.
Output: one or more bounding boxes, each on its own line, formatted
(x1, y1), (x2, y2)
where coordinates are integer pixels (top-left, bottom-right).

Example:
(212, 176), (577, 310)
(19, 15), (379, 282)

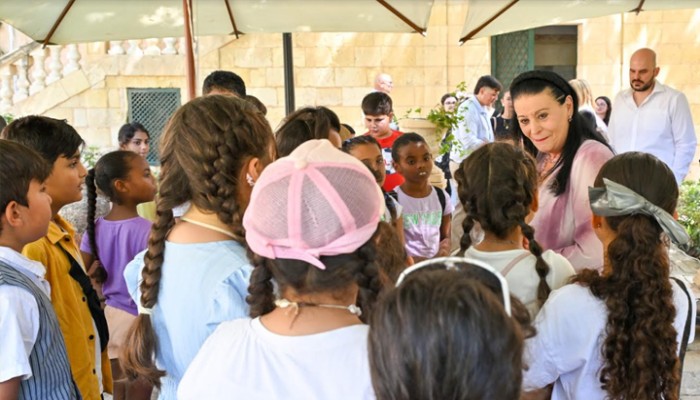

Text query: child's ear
(3, 201), (23, 228)
(388, 111), (395, 120)
(673, 210), (679, 220)
(114, 179), (128, 194)
(246, 157), (263, 182)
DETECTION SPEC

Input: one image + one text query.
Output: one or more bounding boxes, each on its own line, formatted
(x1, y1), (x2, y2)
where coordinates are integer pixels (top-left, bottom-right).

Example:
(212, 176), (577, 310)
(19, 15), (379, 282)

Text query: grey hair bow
(588, 178), (690, 246)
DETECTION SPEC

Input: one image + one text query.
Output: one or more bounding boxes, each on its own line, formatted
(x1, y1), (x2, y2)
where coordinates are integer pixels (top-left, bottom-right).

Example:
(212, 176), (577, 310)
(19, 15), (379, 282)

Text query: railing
(0, 38), (182, 114)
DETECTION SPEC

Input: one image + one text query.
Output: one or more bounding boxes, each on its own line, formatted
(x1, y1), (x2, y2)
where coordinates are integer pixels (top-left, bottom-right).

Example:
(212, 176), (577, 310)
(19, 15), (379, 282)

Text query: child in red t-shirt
(362, 92), (403, 192)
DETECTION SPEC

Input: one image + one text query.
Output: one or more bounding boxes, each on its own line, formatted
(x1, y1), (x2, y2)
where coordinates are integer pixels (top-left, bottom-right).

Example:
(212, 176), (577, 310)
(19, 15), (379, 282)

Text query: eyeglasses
(395, 256), (511, 316)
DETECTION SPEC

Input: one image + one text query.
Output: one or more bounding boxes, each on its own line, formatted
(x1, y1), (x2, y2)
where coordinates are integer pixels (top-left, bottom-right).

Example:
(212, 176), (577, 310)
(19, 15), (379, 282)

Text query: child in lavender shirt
(80, 150), (156, 399)
(392, 133), (453, 262)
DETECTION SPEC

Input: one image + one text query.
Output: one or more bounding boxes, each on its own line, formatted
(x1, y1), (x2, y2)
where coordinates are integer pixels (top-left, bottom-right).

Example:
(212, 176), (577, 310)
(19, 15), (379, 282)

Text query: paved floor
(683, 328), (700, 399)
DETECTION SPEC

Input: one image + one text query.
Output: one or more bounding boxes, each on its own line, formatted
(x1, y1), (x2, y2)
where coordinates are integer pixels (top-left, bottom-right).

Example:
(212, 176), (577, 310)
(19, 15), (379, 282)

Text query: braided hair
(454, 142), (552, 307)
(120, 95), (274, 387)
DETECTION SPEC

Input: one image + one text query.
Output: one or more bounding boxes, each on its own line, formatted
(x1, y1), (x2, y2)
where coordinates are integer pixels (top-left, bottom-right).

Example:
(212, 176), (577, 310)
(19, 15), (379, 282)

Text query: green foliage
(402, 81), (471, 157)
(678, 179), (700, 256)
(81, 145), (103, 170)
(1, 113), (13, 124)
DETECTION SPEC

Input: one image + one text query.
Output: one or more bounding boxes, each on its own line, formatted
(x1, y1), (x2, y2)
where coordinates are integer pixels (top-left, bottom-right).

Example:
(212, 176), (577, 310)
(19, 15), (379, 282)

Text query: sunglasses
(395, 256), (512, 316)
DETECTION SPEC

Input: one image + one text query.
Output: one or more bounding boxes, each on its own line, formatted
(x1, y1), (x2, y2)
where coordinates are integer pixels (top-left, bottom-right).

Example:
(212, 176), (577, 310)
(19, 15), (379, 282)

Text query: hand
(88, 260), (108, 284)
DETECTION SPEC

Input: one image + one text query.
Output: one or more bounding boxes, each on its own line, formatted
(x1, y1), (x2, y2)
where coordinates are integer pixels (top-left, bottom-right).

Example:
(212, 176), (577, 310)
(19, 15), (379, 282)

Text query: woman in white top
(454, 142), (575, 316)
(178, 140), (384, 399)
(523, 152), (696, 400)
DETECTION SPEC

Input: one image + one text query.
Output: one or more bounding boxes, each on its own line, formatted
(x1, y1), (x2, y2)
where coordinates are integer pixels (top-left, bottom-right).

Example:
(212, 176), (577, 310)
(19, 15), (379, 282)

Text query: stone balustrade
(0, 38), (181, 114)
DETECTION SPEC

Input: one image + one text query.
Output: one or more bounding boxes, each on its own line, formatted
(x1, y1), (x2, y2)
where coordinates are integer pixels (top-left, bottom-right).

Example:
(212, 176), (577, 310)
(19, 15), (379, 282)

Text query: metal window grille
(491, 29), (535, 93)
(127, 88), (181, 165)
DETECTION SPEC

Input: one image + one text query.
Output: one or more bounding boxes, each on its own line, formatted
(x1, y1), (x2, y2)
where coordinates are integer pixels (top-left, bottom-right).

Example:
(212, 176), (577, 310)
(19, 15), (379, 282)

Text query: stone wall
(5, 2), (700, 176)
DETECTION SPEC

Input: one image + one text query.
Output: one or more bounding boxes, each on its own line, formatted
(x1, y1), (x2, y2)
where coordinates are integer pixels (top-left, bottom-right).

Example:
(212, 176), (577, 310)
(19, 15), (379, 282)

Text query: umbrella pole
(283, 33), (295, 115)
(183, 0), (196, 100)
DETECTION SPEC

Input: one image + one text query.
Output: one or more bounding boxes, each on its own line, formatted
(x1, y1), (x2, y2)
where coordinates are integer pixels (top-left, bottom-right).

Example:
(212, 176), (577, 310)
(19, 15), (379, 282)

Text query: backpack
(389, 186), (446, 212)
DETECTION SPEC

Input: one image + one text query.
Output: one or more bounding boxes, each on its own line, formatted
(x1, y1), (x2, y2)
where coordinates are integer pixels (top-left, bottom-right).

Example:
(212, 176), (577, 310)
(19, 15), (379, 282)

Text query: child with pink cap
(178, 139), (384, 399)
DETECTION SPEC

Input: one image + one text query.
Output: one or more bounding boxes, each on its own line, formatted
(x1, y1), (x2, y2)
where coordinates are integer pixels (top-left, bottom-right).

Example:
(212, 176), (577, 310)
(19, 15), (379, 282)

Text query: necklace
(180, 217), (237, 239)
(275, 298), (362, 317)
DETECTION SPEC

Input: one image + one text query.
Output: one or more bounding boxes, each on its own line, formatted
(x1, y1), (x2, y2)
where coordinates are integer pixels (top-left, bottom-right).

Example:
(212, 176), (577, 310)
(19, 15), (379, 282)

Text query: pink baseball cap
(243, 139), (384, 270)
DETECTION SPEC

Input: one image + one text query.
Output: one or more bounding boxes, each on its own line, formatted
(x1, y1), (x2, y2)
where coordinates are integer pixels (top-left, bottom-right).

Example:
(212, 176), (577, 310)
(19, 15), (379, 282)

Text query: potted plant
(398, 82), (468, 159)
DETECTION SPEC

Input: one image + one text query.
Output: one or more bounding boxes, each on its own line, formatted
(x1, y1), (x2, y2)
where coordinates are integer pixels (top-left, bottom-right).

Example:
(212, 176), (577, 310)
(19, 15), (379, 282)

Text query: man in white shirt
(450, 75), (502, 164)
(608, 48), (697, 183)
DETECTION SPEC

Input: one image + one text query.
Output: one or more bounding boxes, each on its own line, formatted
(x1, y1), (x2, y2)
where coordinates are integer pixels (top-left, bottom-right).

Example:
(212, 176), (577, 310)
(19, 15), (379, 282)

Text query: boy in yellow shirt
(3, 117), (112, 399)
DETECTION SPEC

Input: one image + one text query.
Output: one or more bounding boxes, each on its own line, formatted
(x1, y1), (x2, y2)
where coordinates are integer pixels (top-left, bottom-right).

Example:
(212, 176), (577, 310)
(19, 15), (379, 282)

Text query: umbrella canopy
(0, 0), (434, 102)
(0, 0), (434, 44)
(459, 0), (700, 44)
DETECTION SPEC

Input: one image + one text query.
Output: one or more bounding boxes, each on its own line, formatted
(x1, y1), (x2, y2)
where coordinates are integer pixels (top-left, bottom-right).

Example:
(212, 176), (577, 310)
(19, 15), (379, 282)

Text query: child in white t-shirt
(523, 152), (696, 399)
(178, 140), (384, 400)
(454, 142), (574, 316)
(391, 133), (453, 262)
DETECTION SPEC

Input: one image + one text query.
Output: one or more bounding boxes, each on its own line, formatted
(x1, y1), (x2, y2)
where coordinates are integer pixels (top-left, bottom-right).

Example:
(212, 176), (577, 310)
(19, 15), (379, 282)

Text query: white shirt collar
(0, 246), (50, 295)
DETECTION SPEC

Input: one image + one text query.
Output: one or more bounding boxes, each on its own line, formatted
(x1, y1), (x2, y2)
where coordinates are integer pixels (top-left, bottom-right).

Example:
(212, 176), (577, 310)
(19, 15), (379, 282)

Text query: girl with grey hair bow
(522, 152), (695, 400)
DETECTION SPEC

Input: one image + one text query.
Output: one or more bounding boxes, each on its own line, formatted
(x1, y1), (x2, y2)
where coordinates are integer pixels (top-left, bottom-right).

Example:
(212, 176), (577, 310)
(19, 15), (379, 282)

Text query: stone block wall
(5, 1), (700, 175)
(577, 7), (700, 178)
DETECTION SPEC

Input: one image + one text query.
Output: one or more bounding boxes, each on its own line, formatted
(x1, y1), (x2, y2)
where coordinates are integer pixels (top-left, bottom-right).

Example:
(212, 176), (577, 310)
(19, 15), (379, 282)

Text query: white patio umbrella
(459, 0), (700, 44)
(0, 0), (434, 104)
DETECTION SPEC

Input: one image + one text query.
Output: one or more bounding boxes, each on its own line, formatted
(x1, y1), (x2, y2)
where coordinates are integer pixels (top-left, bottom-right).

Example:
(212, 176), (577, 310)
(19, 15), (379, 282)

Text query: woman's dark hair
(86, 151), (139, 267)
(246, 226), (382, 323)
(596, 95), (612, 125)
(369, 268), (526, 400)
(120, 95), (274, 387)
(342, 135), (397, 224)
(573, 152), (681, 400)
(440, 93), (456, 105)
(510, 70), (611, 196)
(117, 122), (150, 147)
(455, 142), (552, 307)
(275, 106), (341, 157)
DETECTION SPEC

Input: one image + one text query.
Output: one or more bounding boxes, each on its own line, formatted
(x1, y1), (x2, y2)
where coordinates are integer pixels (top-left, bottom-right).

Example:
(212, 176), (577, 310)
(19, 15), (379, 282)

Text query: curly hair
(120, 95), (274, 387)
(454, 142), (552, 307)
(246, 226), (383, 323)
(573, 152), (681, 400)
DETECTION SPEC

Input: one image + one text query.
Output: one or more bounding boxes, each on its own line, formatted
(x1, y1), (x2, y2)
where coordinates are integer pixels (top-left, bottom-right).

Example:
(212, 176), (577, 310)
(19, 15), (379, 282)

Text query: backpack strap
(500, 252), (531, 277)
(670, 276), (693, 397)
(388, 190), (399, 202)
(432, 186), (446, 213)
(57, 245), (109, 352)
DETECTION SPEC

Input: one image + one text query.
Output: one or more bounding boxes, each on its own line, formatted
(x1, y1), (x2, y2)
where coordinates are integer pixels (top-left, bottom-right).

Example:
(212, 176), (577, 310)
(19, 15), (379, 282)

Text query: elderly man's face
(375, 75), (393, 94)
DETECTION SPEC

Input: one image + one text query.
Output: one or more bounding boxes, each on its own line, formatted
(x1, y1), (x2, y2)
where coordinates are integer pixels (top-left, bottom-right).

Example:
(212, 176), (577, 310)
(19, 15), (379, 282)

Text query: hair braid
(246, 253), (276, 318)
(120, 95), (273, 388)
(354, 238), (382, 323)
(86, 168), (99, 262)
(519, 221), (551, 306)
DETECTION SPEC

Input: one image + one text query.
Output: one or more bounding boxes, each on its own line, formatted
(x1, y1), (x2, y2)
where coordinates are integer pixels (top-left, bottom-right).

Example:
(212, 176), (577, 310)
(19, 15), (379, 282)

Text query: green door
(491, 29), (535, 92)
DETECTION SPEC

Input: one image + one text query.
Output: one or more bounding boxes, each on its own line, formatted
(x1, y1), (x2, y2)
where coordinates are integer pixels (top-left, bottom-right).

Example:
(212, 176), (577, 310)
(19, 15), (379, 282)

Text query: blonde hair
(569, 79), (595, 109)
